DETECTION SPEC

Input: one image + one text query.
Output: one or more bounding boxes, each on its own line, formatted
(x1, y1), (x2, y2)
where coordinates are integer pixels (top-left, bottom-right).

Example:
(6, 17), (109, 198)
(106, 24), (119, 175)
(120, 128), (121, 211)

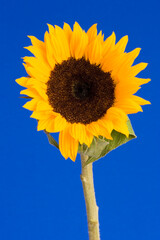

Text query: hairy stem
(80, 153), (100, 240)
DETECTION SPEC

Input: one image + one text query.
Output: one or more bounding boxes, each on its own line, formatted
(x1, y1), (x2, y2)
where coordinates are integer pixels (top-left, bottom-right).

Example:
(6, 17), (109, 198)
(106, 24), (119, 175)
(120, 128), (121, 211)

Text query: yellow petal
(115, 81), (141, 98)
(97, 122), (113, 140)
(16, 76), (46, 89)
(114, 48), (141, 76)
(24, 45), (47, 64)
(37, 113), (66, 133)
(70, 22), (88, 59)
(45, 117), (57, 132)
(16, 77), (29, 87)
(86, 121), (100, 137)
(103, 32), (116, 57)
(37, 119), (50, 131)
(112, 119), (129, 137)
(130, 95), (151, 105)
(87, 24), (97, 43)
(54, 25), (70, 60)
(129, 62), (148, 77)
(23, 99), (38, 111)
(44, 31), (56, 68)
(99, 117), (114, 134)
(101, 36), (128, 74)
(115, 35), (128, 53)
(63, 22), (72, 43)
(59, 127), (78, 161)
(24, 78), (47, 90)
(115, 98), (143, 114)
(21, 85), (47, 101)
(85, 130), (94, 147)
(98, 30), (104, 43)
(134, 77), (151, 85)
(70, 123), (85, 144)
(30, 110), (54, 120)
(23, 56), (51, 75)
(115, 77), (149, 96)
(28, 35), (44, 49)
(26, 36), (47, 63)
(36, 101), (53, 111)
(47, 23), (55, 35)
(47, 25), (70, 63)
(107, 107), (128, 122)
(85, 35), (102, 64)
(51, 114), (68, 132)
(105, 108), (129, 136)
(23, 63), (49, 83)
(124, 48), (141, 66)
(101, 50), (124, 73)
(20, 88), (42, 100)
(70, 123), (93, 147)
(35, 87), (48, 101)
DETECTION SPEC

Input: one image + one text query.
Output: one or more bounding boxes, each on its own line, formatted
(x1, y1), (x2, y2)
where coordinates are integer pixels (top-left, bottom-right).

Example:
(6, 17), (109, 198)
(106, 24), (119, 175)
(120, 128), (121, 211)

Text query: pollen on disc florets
(47, 57), (115, 124)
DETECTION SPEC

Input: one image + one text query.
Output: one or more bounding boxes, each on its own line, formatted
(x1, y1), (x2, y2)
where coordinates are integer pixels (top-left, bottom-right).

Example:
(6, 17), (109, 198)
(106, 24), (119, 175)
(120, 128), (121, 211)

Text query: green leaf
(79, 117), (136, 166)
(44, 130), (59, 149)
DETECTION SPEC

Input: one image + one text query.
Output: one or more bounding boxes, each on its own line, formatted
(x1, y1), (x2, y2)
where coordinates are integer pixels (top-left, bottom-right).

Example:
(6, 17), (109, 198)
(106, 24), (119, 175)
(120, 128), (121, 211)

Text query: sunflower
(16, 22), (150, 161)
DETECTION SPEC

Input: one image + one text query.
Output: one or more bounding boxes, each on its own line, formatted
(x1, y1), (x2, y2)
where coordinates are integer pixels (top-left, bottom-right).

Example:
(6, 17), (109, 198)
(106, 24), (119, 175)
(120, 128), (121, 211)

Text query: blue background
(1, 0), (160, 239)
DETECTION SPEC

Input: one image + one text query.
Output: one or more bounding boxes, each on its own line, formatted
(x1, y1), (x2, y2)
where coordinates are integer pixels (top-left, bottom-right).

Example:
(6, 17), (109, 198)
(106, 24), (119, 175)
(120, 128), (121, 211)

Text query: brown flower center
(47, 57), (115, 124)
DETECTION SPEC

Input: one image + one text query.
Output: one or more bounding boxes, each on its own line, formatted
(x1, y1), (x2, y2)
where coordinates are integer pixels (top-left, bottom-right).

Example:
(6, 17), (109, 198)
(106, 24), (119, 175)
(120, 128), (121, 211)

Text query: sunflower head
(16, 22), (150, 162)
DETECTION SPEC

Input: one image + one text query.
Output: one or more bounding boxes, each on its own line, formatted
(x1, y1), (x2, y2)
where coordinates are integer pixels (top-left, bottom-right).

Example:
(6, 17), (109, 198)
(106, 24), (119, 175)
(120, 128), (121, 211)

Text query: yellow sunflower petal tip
(111, 31), (116, 37)
(16, 22), (150, 161)
(27, 35), (33, 40)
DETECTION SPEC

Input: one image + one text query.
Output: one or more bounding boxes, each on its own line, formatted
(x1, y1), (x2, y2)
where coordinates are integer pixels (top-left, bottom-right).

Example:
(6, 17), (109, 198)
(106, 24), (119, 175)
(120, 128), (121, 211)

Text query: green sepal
(44, 130), (59, 149)
(19, 96), (32, 99)
(78, 117), (136, 166)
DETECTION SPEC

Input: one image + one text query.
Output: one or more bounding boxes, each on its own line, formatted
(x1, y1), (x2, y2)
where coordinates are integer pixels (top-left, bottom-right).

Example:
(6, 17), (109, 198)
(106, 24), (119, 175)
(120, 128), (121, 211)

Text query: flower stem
(80, 153), (100, 240)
